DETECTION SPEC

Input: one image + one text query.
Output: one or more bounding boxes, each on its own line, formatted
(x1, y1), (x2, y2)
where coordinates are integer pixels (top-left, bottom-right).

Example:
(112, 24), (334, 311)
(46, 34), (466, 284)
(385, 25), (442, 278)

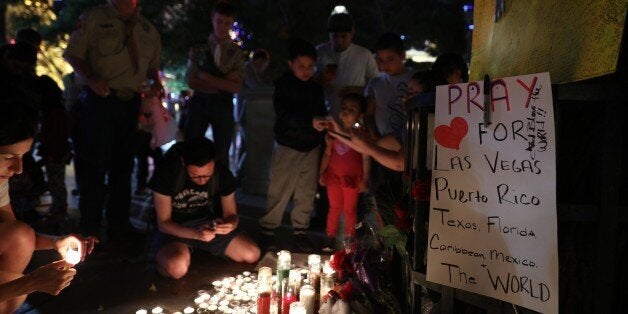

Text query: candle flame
(66, 246), (81, 265)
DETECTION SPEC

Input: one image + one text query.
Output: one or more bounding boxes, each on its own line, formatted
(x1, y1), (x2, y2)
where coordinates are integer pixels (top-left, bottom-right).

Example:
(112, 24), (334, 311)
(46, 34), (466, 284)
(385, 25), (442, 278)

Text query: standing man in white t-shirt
(316, 12), (379, 120)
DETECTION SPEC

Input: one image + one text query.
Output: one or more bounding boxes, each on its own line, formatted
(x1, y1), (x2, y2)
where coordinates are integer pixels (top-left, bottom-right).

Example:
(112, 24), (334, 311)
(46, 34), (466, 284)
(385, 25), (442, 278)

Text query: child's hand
(358, 180), (368, 193)
(312, 116), (331, 131)
(319, 174), (327, 186)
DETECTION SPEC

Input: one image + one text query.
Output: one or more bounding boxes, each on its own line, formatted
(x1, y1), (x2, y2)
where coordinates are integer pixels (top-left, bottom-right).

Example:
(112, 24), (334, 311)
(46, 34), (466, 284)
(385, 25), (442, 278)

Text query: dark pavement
(17, 172), (331, 314)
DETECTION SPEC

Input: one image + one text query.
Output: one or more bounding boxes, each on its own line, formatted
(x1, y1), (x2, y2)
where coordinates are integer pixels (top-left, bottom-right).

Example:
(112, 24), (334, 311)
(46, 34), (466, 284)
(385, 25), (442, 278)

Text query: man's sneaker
(322, 236), (336, 252)
(291, 229), (314, 253)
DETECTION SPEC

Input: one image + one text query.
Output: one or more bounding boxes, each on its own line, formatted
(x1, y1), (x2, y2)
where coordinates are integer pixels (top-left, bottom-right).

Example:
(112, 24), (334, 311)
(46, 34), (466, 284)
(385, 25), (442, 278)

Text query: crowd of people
(0, 0), (469, 310)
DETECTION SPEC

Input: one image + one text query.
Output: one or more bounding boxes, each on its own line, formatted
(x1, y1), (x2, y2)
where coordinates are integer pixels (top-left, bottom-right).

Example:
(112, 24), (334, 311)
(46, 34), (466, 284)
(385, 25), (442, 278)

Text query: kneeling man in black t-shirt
(149, 137), (260, 279)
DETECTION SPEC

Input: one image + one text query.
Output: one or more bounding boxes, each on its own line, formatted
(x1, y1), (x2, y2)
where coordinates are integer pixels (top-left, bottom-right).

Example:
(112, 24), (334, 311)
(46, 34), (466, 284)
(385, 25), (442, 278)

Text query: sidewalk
(19, 164), (330, 314)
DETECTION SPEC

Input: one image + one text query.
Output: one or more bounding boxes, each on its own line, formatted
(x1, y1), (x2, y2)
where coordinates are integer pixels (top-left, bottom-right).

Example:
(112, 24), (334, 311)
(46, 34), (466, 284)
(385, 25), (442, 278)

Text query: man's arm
(196, 71), (243, 94)
(185, 48), (243, 94)
(214, 192), (238, 235)
(153, 192), (210, 240)
(64, 56), (109, 97)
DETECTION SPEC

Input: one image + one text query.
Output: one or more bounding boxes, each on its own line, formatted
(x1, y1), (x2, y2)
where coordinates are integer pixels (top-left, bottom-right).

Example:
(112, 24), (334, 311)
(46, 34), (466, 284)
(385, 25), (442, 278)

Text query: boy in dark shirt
(149, 138), (259, 279)
(258, 38), (329, 250)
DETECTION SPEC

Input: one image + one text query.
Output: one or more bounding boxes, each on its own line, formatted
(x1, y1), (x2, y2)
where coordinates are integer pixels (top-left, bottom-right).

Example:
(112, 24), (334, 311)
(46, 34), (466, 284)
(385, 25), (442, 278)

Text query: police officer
(64, 0), (162, 239)
(185, 2), (245, 164)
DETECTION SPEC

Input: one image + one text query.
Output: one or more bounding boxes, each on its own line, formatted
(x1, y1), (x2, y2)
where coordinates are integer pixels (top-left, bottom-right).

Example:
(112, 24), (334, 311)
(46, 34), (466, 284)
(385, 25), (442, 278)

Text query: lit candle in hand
(65, 246), (81, 265)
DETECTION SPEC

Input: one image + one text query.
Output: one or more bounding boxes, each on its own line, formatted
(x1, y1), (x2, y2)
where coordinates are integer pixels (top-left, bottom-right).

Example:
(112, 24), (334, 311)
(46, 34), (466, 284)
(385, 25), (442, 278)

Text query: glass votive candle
(319, 261), (337, 305)
(183, 307), (195, 314)
(289, 301), (307, 314)
(243, 271), (251, 277)
(208, 304), (218, 312)
(151, 307), (164, 314)
(212, 280), (222, 290)
(199, 302), (209, 309)
(219, 300), (230, 307)
(299, 284), (316, 314)
(136, 310), (148, 314)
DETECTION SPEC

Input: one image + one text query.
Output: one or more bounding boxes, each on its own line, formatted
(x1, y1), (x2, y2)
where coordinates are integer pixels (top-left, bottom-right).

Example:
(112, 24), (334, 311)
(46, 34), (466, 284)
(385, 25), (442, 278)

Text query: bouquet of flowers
(320, 222), (402, 313)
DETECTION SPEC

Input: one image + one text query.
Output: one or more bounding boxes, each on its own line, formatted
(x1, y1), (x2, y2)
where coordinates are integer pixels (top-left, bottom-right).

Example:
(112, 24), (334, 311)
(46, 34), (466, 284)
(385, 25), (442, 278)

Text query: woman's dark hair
(341, 92), (367, 113)
(0, 72), (38, 146)
(181, 137), (216, 167)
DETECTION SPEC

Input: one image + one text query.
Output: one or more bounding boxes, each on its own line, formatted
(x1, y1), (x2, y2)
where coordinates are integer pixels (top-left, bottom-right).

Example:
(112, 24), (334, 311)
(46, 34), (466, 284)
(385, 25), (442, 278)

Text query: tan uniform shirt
(187, 34), (245, 94)
(64, 5), (161, 92)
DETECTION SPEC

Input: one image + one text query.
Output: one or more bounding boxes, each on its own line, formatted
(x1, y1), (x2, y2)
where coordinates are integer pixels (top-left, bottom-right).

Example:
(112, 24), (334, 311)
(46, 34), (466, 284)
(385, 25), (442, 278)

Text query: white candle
(212, 280), (222, 290)
(183, 307), (195, 314)
(289, 302), (307, 314)
(299, 284), (316, 314)
(151, 307), (163, 314)
(136, 310), (148, 314)
(65, 246), (81, 265)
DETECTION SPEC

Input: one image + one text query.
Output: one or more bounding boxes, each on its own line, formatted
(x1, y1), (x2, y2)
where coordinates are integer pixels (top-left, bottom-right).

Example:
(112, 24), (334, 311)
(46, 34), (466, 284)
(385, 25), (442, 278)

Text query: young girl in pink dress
(319, 93), (370, 251)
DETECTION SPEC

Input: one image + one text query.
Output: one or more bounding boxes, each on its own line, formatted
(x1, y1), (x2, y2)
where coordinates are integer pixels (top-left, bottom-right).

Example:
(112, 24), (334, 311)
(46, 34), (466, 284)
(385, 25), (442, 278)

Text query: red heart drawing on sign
(434, 117), (468, 150)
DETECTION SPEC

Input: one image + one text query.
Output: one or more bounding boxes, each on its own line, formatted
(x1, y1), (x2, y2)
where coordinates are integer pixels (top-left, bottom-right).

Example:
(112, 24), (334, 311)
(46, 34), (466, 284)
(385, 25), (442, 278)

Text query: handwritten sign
(470, 0), (627, 83)
(427, 73), (558, 313)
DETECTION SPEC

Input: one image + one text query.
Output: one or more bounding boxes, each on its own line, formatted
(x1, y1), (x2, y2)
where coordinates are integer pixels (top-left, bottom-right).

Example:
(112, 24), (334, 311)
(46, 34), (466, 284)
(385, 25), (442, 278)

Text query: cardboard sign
(427, 73), (558, 313)
(470, 0), (626, 83)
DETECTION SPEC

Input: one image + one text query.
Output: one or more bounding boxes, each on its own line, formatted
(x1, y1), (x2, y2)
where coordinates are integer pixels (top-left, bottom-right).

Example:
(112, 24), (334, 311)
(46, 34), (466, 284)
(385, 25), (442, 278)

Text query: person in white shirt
(316, 12), (379, 120)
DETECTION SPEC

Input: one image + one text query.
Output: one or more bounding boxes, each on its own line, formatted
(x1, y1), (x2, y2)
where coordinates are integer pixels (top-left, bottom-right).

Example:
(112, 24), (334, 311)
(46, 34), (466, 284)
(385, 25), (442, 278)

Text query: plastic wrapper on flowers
(331, 222), (402, 313)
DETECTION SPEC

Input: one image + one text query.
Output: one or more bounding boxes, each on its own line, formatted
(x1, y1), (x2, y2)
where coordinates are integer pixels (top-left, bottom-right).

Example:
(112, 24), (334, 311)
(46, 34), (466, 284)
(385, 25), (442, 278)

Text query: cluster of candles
(135, 251), (338, 314)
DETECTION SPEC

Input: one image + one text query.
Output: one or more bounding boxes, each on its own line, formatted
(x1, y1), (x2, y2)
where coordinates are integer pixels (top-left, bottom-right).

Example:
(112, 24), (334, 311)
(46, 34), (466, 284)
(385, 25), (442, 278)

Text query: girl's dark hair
(431, 52), (469, 84)
(181, 137), (216, 167)
(0, 73), (38, 146)
(341, 92), (367, 113)
(411, 70), (436, 92)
